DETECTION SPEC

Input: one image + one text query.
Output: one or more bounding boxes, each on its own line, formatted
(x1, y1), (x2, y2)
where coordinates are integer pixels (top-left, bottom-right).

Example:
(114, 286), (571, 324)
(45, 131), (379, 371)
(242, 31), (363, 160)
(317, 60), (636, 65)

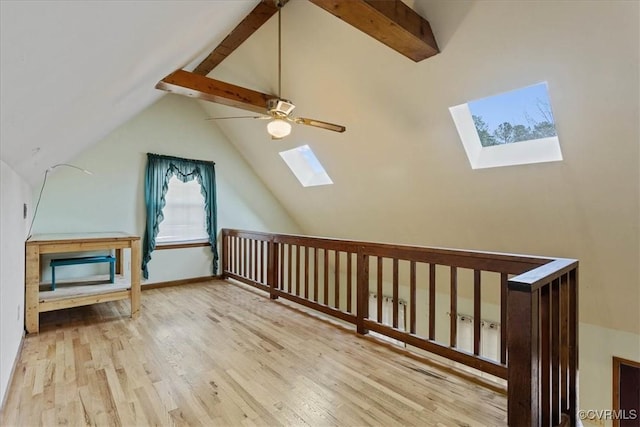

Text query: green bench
(49, 255), (115, 290)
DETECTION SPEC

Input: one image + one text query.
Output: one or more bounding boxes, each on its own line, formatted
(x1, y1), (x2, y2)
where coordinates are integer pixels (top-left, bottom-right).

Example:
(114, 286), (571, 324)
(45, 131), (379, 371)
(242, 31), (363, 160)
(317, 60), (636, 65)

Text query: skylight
(450, 82), (562, 169)
(279, 145), (333, 187)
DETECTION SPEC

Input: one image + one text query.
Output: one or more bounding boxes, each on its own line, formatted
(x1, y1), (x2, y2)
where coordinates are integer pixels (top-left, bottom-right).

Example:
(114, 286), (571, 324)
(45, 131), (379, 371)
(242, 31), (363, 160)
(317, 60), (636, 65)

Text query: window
(142, 153), (218, 279)
(279, 145), (333, 187)
(449, 82), (562, 169)
(156, 176), (208, 244)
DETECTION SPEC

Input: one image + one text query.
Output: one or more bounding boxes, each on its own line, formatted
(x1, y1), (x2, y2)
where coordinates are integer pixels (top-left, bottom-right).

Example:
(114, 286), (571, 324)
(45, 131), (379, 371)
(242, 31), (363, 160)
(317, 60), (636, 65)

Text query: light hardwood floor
(1, 280), (507, 426)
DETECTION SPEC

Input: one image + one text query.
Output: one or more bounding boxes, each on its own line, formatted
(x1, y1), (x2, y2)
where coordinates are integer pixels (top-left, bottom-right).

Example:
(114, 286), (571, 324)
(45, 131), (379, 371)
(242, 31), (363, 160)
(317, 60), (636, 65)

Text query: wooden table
(25, 232), (141, 334)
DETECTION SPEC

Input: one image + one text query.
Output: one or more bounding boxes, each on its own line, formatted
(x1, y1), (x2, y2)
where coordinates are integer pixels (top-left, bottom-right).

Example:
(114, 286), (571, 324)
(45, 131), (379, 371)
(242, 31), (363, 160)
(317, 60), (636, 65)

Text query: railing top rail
(222, 228), (562, 274)
(223, 229), (272, 241)
(508, 258), (578, 292)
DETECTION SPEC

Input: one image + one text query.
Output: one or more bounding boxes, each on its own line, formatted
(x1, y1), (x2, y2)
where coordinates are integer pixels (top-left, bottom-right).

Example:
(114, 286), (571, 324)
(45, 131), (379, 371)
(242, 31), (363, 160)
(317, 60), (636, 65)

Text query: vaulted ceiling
(0, 0), (259, 184)
(0, 0), (441, 186)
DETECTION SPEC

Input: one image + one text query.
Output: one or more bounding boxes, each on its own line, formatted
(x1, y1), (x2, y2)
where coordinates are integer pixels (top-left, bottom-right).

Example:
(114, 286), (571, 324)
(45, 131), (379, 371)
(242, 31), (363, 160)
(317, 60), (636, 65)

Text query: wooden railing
(221, 228), (579, 426)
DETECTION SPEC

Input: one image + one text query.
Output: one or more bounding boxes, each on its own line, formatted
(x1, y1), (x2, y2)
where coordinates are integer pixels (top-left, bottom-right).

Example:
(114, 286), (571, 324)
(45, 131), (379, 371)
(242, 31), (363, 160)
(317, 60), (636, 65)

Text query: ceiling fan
(207, 0), (346, 140)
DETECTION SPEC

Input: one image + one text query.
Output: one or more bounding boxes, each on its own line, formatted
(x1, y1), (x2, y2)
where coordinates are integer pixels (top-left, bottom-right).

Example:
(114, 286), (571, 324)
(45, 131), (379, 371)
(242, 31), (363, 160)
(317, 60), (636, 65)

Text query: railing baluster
(450, 266), (457, 348)
(260, 241), (265, 284)
(252, 240), (257, 281)
(279, 243), (284, 290)
(392, 259), (399, 329)
(541, 284), (551, 425)
(473, 270), (481, 356)
(334, 250), (340, 309)
(304, 246), (309, 299)
(501, 272), (508, 364)
(264, 241), (267, 283)
(246, 239), (253, 279)
(237, 238), (241, 276)
(347, 253), (352, 313)
(295, 245), (301, 296)
(230, 236), (233, 275)
(254, 240), (259, 281)
(287, 244), (292, 293)
(324, 249), (329, 305)
(356, 249), (369, 335)
(568, 268), (579, 426)
(268, 239), (278, 300)
(410, 261), (416, 334)
(233, 237), (242, 276)
(221, 232), (228, 277)
(246, 239), (250, 278)
(377, 257), (383, 323)
(314, 248), (319, 302)
(560, 273), (569, 413)
(429, 263), (436, 341)
(552, 278), (561, 424)
(241, 238), (246, 278)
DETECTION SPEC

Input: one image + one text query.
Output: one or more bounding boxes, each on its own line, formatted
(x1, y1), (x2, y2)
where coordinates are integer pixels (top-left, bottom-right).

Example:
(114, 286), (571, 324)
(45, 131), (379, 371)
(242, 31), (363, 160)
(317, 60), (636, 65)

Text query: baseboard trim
(142, 275), (220, 290)
(0, 332), (25, 417)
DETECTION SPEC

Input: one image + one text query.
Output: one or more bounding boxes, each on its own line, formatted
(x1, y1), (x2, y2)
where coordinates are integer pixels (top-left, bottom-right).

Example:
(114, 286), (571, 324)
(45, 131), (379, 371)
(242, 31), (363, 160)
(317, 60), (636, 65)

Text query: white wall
(0, 160), (31, 406)
(31, 94), (301, 284)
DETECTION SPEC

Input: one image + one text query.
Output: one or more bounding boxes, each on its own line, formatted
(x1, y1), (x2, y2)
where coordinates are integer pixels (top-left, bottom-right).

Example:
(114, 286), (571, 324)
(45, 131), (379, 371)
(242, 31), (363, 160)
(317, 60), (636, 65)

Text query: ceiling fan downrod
(276, 0), (284, 99)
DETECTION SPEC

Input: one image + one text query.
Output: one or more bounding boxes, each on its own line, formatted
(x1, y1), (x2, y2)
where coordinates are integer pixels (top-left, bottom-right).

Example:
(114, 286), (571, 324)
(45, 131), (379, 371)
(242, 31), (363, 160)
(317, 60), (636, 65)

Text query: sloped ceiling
(201, 0), (639, 333)
(0, 0), (259, 185)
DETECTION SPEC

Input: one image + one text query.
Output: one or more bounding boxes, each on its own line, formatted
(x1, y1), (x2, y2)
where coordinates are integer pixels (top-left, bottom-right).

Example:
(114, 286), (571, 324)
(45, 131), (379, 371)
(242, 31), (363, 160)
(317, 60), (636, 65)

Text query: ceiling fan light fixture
(267, 118), (292, 139)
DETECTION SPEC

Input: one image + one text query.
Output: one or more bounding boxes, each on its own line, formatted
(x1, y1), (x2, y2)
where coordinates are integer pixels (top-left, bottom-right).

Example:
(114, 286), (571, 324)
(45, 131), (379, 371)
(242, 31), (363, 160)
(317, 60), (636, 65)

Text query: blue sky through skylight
(468, 82), (554, 131)
(468, 82), (557, 147)
(299, 145), (326, 174)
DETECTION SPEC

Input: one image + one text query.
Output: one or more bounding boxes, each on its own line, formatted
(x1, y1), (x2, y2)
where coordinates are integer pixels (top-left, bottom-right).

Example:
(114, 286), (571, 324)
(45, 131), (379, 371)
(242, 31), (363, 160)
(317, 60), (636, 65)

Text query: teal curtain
(142, 153), (218, 279)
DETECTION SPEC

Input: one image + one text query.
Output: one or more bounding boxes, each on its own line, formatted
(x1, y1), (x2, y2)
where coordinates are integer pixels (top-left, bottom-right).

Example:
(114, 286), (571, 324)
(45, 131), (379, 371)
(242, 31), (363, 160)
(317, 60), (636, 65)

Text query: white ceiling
(0, 0), (259, 186)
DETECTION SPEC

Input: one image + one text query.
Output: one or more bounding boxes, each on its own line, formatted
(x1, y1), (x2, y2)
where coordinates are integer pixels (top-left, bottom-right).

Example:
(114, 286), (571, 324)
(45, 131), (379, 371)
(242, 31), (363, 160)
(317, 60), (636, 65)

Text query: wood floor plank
(1, 280), (506, 426)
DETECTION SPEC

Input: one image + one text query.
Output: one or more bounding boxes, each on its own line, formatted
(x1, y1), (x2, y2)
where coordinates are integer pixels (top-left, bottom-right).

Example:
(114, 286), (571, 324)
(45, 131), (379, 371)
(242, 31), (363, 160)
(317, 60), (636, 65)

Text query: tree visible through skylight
(449, 81), (563, 169)
(469, 82), (558, 147)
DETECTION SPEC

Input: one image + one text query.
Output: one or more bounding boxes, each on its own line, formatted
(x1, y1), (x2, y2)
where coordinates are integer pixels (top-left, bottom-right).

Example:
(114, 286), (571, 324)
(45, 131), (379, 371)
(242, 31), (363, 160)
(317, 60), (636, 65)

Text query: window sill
(155, 241), (211, 250)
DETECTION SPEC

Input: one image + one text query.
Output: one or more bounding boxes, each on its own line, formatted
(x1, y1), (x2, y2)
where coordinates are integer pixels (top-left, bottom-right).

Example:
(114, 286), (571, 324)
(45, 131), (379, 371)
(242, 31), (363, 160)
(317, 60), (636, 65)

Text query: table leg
(25, 244), (40, 334)
(130, 240), (141, 319)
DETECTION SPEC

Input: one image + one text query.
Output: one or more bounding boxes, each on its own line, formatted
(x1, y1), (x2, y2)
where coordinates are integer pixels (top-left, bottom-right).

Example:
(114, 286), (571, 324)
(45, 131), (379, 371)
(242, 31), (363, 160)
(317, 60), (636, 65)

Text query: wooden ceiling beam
(193, 0), (286, 76)
(156, 70), (275, 114)
(309, 0), (439, 62)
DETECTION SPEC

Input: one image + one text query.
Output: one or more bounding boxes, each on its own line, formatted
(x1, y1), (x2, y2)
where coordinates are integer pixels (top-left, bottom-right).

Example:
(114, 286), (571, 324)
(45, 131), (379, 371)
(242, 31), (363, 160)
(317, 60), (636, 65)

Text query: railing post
(356, 247), (369, 335)
(267, 237), (278, 300)
(568, 268), (579, 426)
(507, 284), (540, 426)
(221, 229), (228, 279)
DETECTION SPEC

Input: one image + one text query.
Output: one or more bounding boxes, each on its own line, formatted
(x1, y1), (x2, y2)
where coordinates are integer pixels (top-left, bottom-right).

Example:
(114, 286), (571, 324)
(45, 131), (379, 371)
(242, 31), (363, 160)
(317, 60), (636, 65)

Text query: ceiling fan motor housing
(267, 99), (295, 116)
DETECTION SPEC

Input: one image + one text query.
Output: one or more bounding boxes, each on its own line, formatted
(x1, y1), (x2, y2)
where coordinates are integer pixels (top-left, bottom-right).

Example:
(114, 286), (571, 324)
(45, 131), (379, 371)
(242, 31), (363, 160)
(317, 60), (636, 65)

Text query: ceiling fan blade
(206, 115), (270, 120)
(294, 117), (346, 133)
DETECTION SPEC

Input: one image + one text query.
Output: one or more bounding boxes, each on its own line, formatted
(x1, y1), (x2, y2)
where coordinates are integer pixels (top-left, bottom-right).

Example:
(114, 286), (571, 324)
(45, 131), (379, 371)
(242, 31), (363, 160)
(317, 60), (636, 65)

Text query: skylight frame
(279, 144), (333, 187)
(449, 82), (563, 169)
